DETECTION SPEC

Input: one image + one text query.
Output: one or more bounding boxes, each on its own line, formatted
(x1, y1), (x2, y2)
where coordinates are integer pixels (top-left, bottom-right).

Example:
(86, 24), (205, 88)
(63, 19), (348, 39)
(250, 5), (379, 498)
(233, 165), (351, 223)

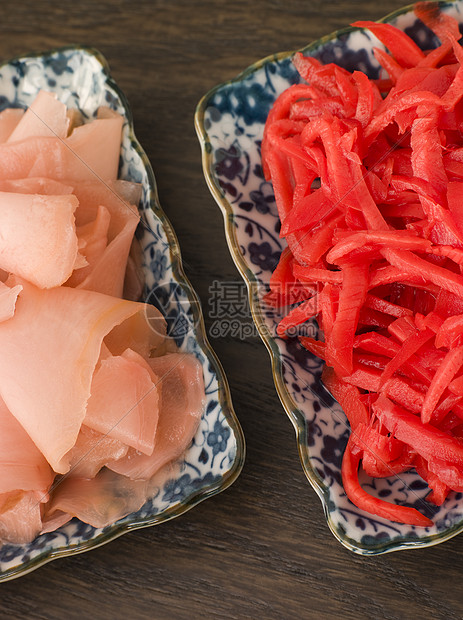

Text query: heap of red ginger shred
(262, 3), (463, 527)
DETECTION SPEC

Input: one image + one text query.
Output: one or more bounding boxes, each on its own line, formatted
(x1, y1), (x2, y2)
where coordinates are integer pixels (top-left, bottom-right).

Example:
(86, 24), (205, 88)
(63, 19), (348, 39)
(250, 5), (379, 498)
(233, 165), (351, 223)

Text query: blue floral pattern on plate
(196, 1), (463, 554)
(0, 47), (245, 581)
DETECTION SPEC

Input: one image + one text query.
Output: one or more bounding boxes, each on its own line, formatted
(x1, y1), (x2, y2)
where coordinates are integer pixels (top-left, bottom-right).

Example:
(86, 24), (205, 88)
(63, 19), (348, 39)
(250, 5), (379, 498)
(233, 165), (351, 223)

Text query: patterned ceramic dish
(0, 47), (245, 582)
(196, 0), (463, 554)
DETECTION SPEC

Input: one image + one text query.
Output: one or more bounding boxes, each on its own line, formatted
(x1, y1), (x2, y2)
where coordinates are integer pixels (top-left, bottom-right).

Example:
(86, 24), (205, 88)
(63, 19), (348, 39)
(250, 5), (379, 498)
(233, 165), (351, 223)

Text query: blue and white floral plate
(196, 0), (463, 554)
(0, 47), (245, 582)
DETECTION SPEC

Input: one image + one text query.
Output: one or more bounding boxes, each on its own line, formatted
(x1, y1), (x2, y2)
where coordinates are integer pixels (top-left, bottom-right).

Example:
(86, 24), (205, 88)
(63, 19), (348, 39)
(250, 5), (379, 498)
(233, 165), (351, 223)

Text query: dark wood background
(1, 1), (463, 618)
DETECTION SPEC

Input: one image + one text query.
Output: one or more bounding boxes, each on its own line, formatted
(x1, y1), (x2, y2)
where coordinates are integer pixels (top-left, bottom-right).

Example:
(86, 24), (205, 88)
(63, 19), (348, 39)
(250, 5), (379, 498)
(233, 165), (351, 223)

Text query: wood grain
(0, 1), (462, 618)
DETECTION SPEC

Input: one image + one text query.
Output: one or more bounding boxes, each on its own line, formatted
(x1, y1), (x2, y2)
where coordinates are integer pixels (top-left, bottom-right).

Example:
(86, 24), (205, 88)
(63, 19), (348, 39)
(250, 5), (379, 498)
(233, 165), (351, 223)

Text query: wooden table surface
(1, 1), (463, 618)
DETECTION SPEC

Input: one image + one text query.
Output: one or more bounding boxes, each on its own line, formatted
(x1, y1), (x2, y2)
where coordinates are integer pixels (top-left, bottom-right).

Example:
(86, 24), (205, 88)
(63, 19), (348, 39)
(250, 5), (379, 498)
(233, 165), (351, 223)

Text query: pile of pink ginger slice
(0, 90), (205, 544)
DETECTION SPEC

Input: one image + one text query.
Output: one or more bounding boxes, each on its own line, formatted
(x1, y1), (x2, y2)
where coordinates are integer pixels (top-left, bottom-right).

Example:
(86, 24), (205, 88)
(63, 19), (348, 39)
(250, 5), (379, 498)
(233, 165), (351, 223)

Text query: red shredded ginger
(262, 2), (463, 527)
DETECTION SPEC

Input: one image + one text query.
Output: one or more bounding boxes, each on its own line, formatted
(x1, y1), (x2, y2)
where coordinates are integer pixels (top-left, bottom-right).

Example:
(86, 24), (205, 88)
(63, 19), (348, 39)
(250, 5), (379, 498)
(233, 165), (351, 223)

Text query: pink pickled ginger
(0, 91), (206, 545)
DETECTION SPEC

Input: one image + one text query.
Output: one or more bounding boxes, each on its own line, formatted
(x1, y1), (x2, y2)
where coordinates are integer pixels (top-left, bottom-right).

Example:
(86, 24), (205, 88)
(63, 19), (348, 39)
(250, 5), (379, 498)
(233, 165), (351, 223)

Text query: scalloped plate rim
(194, 0), (463, 555)
(0, 45), (245, 582)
